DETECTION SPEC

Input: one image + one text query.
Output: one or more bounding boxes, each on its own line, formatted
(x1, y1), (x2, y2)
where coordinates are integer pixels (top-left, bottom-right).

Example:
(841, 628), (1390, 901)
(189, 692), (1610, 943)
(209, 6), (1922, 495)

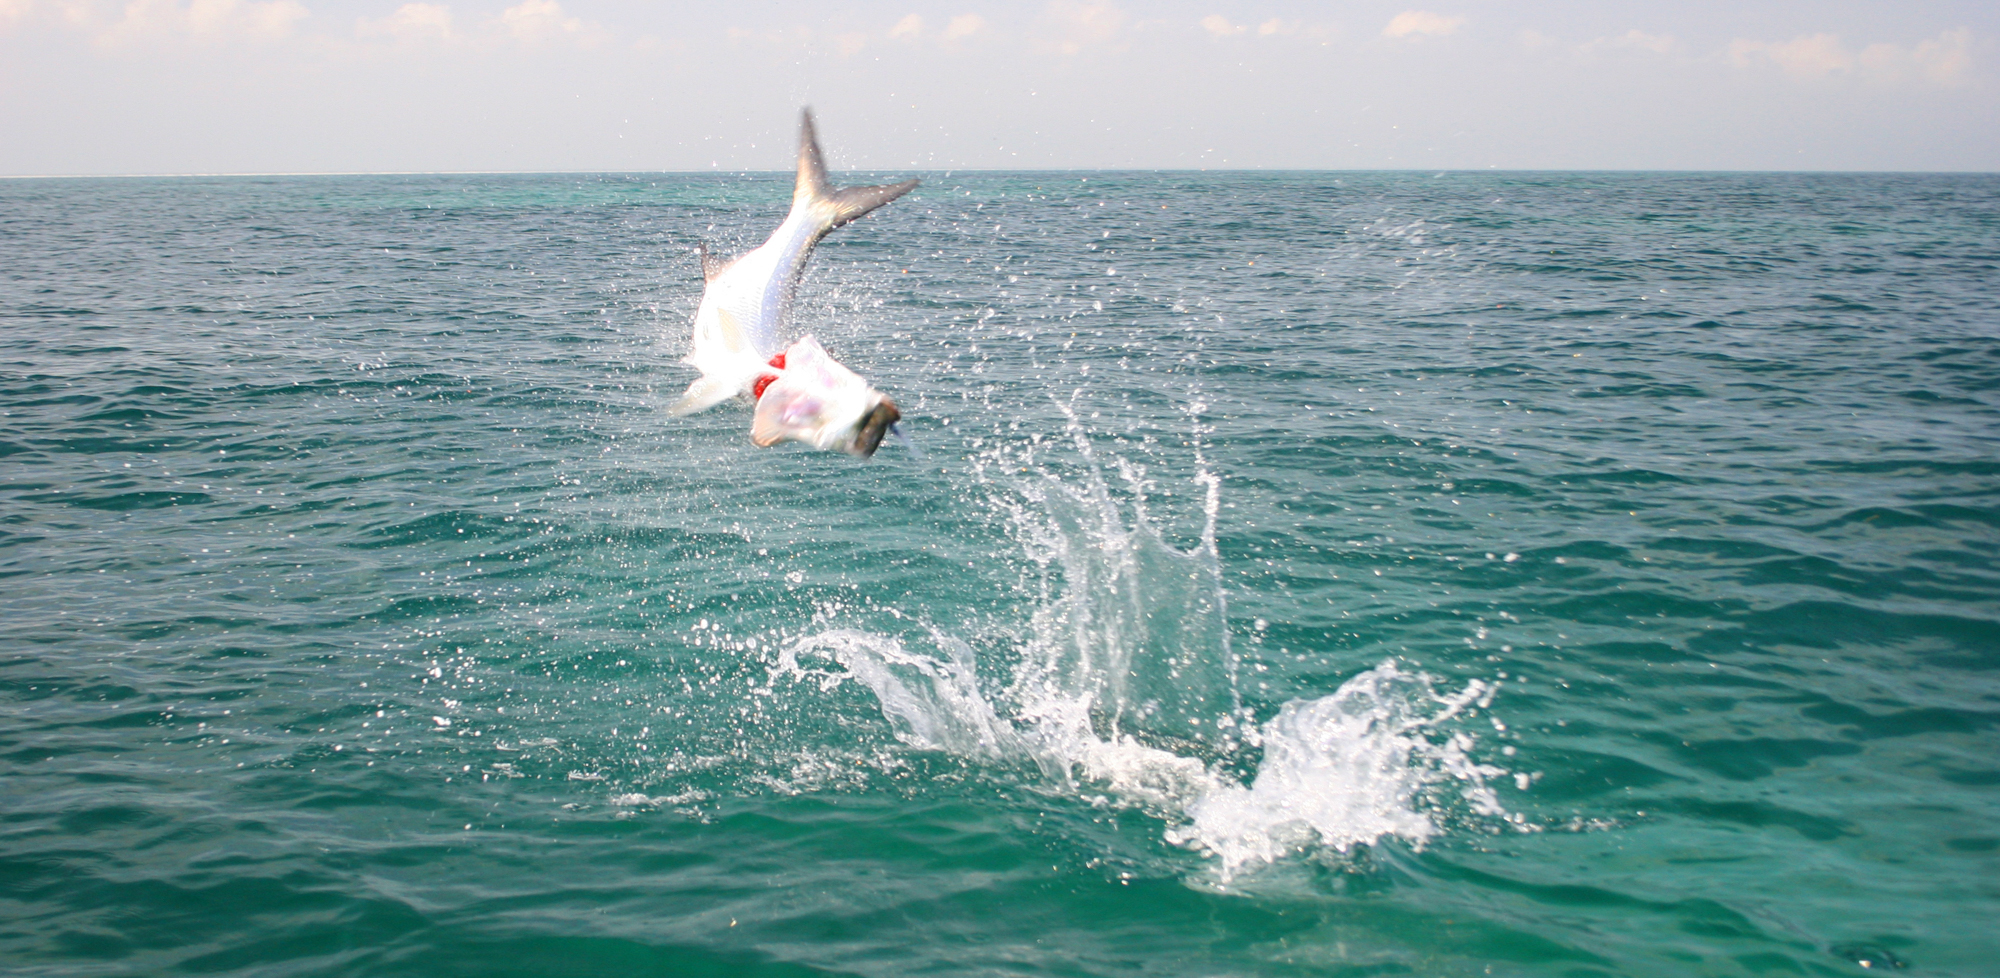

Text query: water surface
(3, 170), (1998, 976)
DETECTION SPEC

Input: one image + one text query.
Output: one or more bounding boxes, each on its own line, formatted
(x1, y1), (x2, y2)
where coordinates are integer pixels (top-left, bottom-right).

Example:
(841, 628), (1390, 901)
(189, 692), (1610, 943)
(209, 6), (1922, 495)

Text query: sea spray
(999, 432), (1244, 758)
(775, 430), (1514, 877)
(1168, 660), (1508, 878)
(777, 627), (1019, 760)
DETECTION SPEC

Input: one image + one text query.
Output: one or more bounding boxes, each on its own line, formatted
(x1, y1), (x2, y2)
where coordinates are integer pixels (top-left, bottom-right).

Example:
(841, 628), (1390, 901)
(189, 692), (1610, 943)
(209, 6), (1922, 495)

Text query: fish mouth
(850, 398), (901, 458)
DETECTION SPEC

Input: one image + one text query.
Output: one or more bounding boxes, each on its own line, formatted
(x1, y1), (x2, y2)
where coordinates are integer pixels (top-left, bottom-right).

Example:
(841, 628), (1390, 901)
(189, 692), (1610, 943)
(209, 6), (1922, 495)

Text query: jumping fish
(670, 109), (917, 457)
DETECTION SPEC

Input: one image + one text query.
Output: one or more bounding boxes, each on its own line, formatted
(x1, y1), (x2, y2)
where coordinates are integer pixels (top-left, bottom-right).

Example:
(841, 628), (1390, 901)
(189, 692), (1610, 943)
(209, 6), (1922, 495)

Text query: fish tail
(795, 108), (920, 231)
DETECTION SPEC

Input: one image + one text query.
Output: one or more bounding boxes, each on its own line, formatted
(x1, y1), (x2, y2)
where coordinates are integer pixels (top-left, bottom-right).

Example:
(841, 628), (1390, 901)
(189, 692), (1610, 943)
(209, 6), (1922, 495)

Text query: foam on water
(774, 420), (1513, 878)
(1170, 661), (1509, 877)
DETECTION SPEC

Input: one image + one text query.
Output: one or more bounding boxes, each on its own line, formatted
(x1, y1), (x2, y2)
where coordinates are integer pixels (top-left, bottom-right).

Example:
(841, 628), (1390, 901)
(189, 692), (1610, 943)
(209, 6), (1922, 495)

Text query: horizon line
(4, 166), (1999, 180)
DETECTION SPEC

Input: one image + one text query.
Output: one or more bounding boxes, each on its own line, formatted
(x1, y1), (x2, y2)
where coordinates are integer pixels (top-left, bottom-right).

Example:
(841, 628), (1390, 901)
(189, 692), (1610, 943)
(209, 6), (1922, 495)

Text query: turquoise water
(3, 171), (1997, 977)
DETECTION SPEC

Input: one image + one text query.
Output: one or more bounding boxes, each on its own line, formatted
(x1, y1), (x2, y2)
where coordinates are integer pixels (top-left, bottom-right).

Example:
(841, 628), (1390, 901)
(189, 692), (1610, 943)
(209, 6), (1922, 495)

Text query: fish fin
(795, 108), (832, 209)
(669, 373), (741, 416)
(825, 179), (922, 230)
(794, 107), (921, 230)
(673, 309), (760, 414)
(697, 243), (733, 283)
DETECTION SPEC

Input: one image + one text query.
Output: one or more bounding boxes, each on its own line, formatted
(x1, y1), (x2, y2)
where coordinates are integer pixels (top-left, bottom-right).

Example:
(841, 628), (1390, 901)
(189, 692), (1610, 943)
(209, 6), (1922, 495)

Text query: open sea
(3, 170), (1998, 977)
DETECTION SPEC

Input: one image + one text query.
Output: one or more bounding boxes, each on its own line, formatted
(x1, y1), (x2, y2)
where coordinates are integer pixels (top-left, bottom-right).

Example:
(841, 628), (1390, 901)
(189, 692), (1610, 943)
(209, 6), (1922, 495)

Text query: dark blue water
(3, 171), (1998, 977)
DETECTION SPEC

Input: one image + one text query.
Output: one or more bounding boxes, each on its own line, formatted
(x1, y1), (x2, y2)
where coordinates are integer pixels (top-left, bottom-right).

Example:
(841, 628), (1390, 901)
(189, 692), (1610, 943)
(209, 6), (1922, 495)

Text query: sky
(1, 0), (1995, 175)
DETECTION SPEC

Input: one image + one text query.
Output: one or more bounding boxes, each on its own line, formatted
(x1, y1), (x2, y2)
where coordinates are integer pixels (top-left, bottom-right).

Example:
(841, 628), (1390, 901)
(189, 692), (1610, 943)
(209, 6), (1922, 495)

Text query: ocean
(2, 170), (1997, 977)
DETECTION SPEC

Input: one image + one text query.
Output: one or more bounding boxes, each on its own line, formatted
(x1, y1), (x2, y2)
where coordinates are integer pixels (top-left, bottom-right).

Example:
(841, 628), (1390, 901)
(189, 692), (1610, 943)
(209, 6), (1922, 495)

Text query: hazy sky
(2, 0), (1995, 174)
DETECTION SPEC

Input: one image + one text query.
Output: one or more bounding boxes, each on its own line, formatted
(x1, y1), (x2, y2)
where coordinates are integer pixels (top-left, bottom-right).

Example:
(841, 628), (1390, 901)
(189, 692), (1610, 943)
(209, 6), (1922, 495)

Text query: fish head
(750, 337), (900, 457)
(849, 399), (902, 458)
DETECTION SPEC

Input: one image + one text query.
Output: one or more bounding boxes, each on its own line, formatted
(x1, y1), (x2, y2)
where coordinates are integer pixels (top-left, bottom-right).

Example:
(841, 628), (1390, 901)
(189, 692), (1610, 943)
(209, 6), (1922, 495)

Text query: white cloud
(67, 0), (310, 44)
(1, 0), (33, 29)
(200, 0), (304, 36)
(886, 11), (982, 46)
(943, 13), (984, 41)
(1194, 16), (1323, 40)
(1038, 1), (1125, 55)
(1860, 28), (1974, 86)
(342, 0), (616, 49)
(357, 3), (452, 43)
(1200, 14), (1243, 38)
(1730, 33), (1851, 77)
(497, 0), (584, 43)
(1383, 10), (1462, 39)
(1730, 29), (1975, 85)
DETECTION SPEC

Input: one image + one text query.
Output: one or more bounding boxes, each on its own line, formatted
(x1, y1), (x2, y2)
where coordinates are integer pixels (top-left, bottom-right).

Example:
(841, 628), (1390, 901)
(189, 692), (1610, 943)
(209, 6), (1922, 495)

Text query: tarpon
(670, 109), (917, 457)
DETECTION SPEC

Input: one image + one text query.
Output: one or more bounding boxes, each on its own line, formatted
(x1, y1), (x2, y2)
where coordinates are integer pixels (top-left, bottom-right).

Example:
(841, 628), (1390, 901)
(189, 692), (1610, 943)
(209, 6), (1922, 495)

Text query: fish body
(670, 110), (917, 456)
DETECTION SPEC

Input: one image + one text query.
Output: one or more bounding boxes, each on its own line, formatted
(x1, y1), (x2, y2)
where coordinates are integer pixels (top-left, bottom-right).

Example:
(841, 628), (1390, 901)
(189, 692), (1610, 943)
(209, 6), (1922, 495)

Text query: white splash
(1168, 660), (1504, 877)
(778, 628), (1019, 760)
(772, 426), (1512, 878)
